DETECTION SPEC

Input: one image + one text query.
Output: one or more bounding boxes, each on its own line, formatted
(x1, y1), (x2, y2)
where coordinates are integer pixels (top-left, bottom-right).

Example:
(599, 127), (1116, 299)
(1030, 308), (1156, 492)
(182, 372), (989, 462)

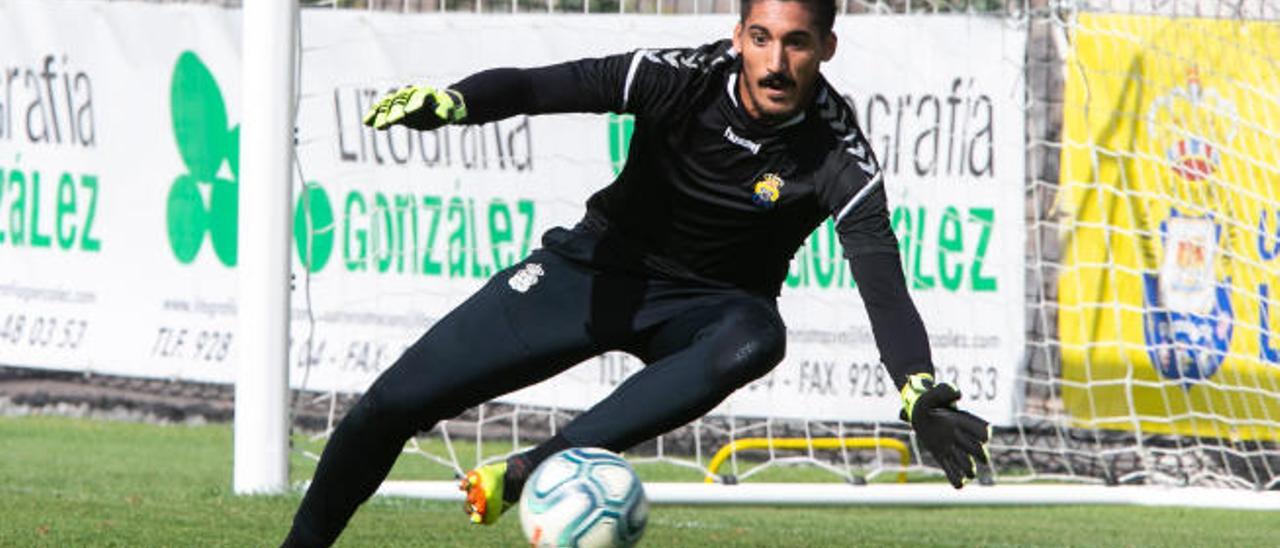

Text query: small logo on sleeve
(508, 263), (545, 293)
(751, 173), (785, 209)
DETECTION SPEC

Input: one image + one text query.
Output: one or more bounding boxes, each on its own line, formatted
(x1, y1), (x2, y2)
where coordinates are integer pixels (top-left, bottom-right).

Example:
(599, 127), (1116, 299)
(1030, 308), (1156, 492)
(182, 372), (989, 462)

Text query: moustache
(759, 73), (795, 90)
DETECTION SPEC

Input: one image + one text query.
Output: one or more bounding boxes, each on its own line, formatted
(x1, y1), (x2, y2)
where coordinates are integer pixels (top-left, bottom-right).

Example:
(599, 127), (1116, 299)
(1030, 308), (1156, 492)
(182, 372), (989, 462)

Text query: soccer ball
(519, 448), (648, 548)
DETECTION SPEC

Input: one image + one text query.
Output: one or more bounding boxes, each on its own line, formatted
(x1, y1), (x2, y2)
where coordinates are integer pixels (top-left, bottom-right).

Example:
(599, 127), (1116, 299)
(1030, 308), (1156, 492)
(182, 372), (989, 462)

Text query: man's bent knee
(704, 303), (786, 388)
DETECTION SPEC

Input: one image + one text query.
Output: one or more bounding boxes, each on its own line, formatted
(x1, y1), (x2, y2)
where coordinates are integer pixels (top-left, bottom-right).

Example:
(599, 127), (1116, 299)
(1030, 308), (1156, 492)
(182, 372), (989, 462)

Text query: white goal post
(233, 0), (299, 495)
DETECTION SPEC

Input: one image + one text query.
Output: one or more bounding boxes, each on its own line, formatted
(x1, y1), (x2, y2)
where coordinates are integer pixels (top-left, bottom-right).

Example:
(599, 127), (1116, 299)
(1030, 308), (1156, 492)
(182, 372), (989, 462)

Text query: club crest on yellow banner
(1057, 13), (1280, 441)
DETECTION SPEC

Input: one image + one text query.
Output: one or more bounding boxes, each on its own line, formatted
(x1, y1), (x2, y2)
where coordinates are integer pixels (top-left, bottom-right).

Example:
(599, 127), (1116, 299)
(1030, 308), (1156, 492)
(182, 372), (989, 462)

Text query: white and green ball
(519, 448), (648, 548)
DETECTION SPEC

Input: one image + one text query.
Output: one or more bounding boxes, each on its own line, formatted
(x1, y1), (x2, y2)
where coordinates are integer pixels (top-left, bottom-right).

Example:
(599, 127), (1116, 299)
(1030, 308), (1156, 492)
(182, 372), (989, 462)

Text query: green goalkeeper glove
(900, 373), (991, 489)
(362, 85), (467, 131)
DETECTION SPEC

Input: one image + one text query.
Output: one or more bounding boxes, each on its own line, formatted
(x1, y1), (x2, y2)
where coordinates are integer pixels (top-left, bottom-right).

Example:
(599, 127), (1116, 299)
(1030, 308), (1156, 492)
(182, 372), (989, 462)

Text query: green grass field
(2, 415), (1277, 547)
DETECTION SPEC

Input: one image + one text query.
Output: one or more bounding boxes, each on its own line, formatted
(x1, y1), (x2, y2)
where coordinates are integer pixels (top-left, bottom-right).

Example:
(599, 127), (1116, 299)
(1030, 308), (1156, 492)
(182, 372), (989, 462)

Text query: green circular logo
(293, 182), (335, 272)
(166, 175), (207, 264)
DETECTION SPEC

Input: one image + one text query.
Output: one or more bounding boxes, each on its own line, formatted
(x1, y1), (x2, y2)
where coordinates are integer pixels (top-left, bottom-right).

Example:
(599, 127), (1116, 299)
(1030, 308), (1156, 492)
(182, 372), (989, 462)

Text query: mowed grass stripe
(2, 416), (1277, 547)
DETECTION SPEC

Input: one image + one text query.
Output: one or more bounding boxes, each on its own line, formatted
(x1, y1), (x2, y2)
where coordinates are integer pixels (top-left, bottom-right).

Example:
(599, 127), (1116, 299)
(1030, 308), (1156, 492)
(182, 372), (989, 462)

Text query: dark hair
(739, 0), (836, 36)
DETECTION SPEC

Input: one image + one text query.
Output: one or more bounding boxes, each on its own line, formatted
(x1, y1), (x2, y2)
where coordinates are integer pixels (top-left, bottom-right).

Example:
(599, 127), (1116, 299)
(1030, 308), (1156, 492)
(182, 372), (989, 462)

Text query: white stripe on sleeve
(834, 171), (884, 223)
(621, 50), (646, 111)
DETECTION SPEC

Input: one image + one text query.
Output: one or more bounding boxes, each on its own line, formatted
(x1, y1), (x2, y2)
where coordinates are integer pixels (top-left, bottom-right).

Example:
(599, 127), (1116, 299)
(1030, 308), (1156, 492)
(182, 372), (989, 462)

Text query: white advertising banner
(0, 1), (1025, 423)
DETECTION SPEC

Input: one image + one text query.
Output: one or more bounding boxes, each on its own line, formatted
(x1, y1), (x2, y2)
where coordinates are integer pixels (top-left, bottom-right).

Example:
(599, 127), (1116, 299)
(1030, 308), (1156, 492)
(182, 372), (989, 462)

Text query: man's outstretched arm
(362, 49), (686, 130)
(364, 42), (734, 131)
(836, 171), (992, 489)
(848, 249), (991, 488)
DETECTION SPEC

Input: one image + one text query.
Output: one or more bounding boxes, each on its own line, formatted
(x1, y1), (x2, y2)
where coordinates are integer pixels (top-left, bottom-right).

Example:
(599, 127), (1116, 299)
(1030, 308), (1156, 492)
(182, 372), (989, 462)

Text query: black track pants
(286, 250), (785, 547)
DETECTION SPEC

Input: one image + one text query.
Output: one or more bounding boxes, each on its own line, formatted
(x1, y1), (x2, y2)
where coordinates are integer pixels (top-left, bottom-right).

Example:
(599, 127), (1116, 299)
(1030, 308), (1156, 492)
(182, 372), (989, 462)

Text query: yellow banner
(1058, 13), (1280, 441)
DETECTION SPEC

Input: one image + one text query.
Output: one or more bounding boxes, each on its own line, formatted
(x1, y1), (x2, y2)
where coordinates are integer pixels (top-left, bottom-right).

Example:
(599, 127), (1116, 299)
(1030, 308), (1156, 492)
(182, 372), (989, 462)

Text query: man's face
(732, 0), (836, 122)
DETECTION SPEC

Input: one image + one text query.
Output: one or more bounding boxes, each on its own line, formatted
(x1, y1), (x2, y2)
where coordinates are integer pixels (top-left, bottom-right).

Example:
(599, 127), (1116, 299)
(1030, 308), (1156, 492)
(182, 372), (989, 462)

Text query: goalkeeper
(284, 0), (989, 545)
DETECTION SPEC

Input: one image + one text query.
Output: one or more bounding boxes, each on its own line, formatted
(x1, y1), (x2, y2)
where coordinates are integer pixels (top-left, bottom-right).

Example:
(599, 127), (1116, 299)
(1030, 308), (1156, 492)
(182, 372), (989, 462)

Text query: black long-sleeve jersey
(451, 39), (932, 387)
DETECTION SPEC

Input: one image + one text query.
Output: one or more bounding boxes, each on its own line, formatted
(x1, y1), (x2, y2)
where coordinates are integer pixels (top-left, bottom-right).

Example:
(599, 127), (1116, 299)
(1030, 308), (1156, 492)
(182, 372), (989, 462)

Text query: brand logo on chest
(723, 126), (761, 155)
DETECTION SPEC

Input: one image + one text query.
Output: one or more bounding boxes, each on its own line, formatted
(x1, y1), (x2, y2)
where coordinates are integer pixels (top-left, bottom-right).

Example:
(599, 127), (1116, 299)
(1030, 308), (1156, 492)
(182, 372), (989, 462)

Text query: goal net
(1, 0), (1278, 507)
(282, 0), (1280, 499)
(284, 3), (1026, 496)
(1024, 1), (1280, 490)
(283, 0), (1280, 498)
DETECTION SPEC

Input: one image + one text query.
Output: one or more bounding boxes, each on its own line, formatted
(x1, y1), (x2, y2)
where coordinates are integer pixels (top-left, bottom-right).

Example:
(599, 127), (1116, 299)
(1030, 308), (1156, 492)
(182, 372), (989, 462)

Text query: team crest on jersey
(751, 173), (784, 209)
